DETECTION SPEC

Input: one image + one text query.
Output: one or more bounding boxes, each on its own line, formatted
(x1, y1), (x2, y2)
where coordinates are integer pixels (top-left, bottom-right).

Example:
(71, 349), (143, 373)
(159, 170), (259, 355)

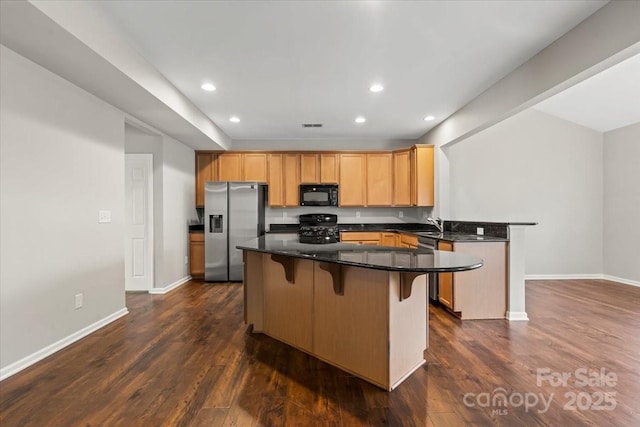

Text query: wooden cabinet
(196, 144), (433, 207)
(380, 232), (397, 247)
(399, 233), (418, 249)
(242, 153), (268, 182)
(339, 154), (367, 206)
(195, 152), (216, 207)
(300, 154), (320, 183)
(412, 145), (434, 207)
(340, 232), (381, 245)
(393, 149), (411, 206)
(283, 154), (300, 206)
(267, 154), (284, 206)
(267, 153), (299, 207)
(366, 153), (393, 206)
(320, 154), (339, 183)
(438, 241), (454, 309)
(218, 153), (243, 181)
(189, 232), (205, 279)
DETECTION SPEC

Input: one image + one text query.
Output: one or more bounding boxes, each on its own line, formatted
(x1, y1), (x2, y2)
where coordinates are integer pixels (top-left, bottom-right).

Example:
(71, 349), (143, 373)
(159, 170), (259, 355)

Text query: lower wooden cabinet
(437, 241), (454, 309)
(189, 232), (205, 279)
(340, 232), (381, 245)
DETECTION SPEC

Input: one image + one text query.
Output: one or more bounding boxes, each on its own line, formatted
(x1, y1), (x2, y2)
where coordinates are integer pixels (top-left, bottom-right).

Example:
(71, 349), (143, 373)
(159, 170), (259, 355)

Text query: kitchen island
(237, 235), (482, 390)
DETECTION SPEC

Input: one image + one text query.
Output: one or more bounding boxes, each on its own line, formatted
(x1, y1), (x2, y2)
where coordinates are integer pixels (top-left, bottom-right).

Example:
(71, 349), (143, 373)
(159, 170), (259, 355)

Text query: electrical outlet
(399, 211), (404, 218)
(477, 227), (484, 235)
(184, 256), (189, 265)
(75, 293), (83, 309)
(98, 210), (111, 223)
(356, 211), (361, 218)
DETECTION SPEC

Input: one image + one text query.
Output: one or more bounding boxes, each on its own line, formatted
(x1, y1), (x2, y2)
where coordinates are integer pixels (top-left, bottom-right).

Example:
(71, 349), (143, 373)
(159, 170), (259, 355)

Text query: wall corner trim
(0, 308), (129, 381)
(149, 276), (191, 295)
(506, 311), (529, 321)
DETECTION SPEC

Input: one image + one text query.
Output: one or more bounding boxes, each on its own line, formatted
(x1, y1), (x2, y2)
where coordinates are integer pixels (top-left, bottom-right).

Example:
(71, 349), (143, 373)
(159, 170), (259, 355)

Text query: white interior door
(125, 154), (153, 291)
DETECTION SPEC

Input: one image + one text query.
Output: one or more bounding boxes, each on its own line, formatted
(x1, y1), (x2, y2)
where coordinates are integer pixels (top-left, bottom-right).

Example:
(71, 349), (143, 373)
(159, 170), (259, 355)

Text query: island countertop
(236, 235), (483, 273)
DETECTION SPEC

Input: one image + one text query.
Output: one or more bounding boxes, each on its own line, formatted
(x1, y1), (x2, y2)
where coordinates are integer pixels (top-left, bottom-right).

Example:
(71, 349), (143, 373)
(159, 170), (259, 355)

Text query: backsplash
(266, 206), (433, 229)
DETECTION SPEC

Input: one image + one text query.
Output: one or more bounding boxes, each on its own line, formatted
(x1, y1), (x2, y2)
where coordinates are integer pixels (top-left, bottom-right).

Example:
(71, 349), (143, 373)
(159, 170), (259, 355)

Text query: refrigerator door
(228, 182), (260, 281)
(205, 182), (229, 281)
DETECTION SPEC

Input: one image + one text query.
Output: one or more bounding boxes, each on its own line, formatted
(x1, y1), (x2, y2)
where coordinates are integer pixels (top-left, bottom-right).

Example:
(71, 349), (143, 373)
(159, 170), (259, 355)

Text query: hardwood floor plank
(1, 279), (638, 426)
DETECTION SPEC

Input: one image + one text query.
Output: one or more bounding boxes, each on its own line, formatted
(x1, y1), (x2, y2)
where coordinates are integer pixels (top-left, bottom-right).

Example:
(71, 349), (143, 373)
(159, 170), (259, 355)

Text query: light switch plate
(98, 210), (111, 223)
(477, 227), (484, 235)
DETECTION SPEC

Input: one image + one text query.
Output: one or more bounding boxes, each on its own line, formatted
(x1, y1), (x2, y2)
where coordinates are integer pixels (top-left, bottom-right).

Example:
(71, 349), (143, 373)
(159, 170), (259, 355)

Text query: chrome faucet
(426, 216), (444, 232)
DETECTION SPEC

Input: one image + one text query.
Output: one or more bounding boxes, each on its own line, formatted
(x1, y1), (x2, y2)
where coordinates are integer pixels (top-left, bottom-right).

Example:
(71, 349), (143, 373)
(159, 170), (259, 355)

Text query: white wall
(603, 122), (640, 283)
(446, 109), (603, 276)
(0, 46), (126, 370)
(160, 136), (196, 285)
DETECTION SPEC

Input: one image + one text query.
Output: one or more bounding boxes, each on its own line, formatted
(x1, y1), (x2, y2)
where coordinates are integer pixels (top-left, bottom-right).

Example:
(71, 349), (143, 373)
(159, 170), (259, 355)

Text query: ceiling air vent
(302, 123), (323, 128)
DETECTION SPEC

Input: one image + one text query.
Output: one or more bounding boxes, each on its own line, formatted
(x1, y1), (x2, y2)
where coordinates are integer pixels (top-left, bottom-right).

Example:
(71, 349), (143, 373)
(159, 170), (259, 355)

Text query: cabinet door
(195, 152), (214, 207)
(218, 153), (243, 181)
(189, 233), (205, 278)
(243, 153), (268, 182)
(438, 241), (454, 309)
(413, 145), (434, 207)
(300, 154), (320, 183)
(284, 154), (300, 206)
(267, 154), (284, 207)
(320, 154), (339, 183)
(380, 232), (397, 247)
(339, 154), (366, 206)
(393, 149), (411, 206)
(366, 153), (393, 206)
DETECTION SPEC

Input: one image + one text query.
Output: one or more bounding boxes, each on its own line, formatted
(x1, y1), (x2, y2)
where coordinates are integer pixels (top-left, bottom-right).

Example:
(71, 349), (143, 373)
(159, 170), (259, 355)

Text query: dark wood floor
(1, 278), (638, 426)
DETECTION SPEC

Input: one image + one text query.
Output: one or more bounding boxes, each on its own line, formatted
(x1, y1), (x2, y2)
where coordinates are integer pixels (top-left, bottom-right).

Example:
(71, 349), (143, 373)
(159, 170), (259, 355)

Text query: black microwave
(299, 184), (339, 206)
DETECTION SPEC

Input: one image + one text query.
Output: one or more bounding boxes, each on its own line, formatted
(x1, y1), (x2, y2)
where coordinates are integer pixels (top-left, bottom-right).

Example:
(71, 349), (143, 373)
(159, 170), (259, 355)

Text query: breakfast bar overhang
(238, 236), (482, 390)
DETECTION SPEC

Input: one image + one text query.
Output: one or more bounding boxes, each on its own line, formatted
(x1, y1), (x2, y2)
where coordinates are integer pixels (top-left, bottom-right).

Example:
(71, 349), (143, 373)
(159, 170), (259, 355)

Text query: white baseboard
(602, 275), (640, 288)
(506, 311), (529, 321)
(149, 275), (191, 295)
(525, 274), (639, 288)
(525, 274), (602, 280)
(0, 308), (129, 381)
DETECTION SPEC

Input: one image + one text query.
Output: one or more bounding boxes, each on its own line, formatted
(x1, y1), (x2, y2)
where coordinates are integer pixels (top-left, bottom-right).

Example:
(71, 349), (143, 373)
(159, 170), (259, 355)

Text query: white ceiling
(534, 53), (640, 132)
(87, 0), (606, 141)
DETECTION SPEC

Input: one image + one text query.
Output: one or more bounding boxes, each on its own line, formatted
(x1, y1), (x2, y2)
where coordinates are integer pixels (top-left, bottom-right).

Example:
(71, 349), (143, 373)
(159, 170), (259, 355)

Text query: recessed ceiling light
(229, 116), (240, 123)
(424, 115), (435, 121)
(369, 84), (384, 93)
(355, 116), (366, 124)
(201, 82), (216, 92)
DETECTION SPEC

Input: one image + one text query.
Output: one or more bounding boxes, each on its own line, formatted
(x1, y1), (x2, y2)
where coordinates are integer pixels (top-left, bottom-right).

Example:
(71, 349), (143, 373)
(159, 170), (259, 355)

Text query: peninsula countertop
(236, 235), (483, 273)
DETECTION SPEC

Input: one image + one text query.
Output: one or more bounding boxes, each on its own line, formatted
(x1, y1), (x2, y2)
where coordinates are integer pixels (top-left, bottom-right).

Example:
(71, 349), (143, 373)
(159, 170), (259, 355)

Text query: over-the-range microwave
(299, 184), (339, 206)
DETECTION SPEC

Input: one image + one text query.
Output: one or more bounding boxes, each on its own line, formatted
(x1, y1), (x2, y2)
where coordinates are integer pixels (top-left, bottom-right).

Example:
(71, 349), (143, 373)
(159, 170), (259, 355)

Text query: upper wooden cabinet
(195, 145), (433, 207)
(300, 154), (320, 183)
(195, 152), (215, 207)
(218, 153), (243, 181)
(267, 154), (284, 207)
(412, 145), (434, 207)
(320, 154), (339, 183)
(339, 154), (367, 207)
(266, 153), (299, 207)
(283, 154), (300, 206)
(242, 153), (268, 182)
(366, 153), (393, 206)
(393, 149), (412, 206)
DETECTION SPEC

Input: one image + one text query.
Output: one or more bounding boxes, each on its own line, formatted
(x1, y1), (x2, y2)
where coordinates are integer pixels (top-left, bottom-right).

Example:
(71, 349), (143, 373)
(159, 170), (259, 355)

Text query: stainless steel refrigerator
(204, 182), (266, 281)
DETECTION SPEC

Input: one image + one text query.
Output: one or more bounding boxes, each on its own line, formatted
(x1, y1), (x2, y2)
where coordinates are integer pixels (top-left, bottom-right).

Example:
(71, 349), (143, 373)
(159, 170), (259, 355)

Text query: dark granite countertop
(413, 231), (508, 242)
(236, 235), (483, 273)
